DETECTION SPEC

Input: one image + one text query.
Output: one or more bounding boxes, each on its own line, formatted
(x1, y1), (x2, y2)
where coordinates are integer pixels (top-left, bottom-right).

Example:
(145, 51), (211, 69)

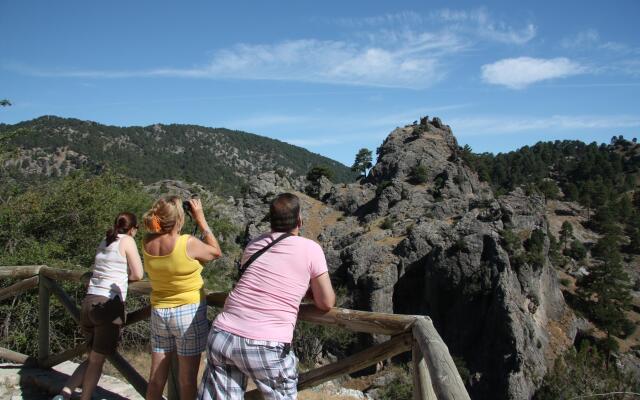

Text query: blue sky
(1, 1), (639, 165)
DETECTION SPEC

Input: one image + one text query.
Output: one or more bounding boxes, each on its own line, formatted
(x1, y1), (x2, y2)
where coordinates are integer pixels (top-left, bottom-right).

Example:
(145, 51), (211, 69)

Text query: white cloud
(434, 8), (536, 44)
(329, 11), (424, 28)
(8, 8), (541, 88)
(561, 29), (600, 48)
(13, 36), (458, 89)
(561, 29), (639, 55)
(333, 8), (537, 45)
(201, 37), (455, 88)
(481, 57), (586, 89)
(451, 114), (640, 136)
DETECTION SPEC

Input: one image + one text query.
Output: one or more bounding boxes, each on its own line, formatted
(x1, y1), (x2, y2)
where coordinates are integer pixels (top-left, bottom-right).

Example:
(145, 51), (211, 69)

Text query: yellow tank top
(143, 234), (204, 308)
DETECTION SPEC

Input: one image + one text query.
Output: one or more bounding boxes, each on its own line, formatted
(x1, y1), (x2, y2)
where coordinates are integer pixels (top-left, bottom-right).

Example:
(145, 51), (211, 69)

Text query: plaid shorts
(197, 328), (298, 400)
(150, 302), (209, 356)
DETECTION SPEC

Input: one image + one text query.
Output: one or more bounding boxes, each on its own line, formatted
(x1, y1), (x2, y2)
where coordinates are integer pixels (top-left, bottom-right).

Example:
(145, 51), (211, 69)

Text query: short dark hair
(270, 193), (300, 232)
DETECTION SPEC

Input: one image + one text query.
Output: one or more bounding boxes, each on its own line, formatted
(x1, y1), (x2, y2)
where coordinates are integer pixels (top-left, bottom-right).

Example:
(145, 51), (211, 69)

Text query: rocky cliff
(236, 118), (576, 399)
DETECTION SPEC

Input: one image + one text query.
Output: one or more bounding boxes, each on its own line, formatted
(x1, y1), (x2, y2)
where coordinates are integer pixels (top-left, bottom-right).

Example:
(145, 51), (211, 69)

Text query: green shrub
(405, 223), (415, 235)
(500, 229), (522, 255)
(548, 231), (563, 265)
(306, 165), (334, 182)
(565, 240), (587, 260)
(380, 216), (396, 230)
(376, 180), (393, 196)
(0, 171), (243, 354)
(524, 229), (546, 268)
(535, 341), (639, 399)
(410, 165), (429, 184)
(449, 238), (468, 253)
(619, 318), (637, 339)
(378, 365), (413, 400)
(293, 322), (355, 368)
(434, 174), (446, 189)
(452, 356), (471, 384)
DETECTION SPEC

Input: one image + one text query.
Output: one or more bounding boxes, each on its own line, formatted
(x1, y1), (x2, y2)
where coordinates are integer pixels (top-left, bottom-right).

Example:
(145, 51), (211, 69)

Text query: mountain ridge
(0, 115), (356, 196)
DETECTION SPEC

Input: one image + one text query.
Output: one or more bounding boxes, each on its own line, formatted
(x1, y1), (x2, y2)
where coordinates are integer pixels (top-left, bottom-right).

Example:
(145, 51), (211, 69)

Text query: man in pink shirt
(198, 193), (336, 400)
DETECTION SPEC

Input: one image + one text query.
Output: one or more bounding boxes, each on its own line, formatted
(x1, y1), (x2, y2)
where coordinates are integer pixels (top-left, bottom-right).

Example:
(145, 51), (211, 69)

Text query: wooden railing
(0, 265), (470, 400)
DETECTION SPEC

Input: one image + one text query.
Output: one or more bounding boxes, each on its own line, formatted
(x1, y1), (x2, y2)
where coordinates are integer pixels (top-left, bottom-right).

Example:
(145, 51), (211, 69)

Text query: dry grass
(102, 348), (153, 383)
(296, 191), (345, 241)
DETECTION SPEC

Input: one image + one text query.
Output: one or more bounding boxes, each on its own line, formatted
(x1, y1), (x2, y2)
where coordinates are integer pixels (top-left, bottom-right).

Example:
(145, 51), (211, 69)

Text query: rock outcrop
(235, 117), (574, 399)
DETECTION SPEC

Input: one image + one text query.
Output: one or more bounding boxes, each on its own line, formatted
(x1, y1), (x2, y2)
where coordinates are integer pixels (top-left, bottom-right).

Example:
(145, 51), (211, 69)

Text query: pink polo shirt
(214, 232), (328, 343)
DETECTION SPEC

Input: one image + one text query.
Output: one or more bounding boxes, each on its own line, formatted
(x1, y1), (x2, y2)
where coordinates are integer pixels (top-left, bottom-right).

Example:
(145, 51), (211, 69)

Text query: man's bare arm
(310, 272), (335, 311)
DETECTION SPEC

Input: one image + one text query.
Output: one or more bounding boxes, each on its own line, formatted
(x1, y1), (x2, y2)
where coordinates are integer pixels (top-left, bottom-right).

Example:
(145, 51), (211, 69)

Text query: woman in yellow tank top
(142, 196), (222, 400)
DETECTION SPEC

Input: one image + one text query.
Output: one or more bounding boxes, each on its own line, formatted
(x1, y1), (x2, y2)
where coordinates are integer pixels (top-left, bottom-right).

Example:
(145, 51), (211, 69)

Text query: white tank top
(88, 234), (129, 301)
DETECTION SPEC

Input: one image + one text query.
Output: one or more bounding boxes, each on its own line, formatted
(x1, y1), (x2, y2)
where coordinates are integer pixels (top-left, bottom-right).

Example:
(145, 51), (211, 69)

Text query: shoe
(52, 396), (65, 400)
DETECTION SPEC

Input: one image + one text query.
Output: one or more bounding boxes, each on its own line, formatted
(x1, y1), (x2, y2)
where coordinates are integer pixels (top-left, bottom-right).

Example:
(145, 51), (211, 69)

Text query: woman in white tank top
(53, 212), (144, 400)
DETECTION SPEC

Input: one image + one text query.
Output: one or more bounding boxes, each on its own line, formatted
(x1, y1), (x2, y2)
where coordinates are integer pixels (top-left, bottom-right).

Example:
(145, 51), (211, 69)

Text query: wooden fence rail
(0, 265), (470, 400)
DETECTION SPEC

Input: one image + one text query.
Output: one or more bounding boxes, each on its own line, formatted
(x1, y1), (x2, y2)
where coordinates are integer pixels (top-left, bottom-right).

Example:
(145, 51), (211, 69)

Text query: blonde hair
(143, 196), (184, 235)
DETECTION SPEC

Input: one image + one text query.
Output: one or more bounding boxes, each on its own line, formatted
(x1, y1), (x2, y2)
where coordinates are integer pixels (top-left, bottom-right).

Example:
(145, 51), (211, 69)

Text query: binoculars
(182, 194), (199, 215)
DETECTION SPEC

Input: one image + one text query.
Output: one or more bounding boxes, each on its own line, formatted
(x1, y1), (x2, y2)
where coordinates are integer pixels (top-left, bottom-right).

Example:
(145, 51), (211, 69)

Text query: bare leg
(58, 359), (88, 399)
(178, 354), (202, 400)
(79, 351), (106, 400)
(147, 351), (171, 400)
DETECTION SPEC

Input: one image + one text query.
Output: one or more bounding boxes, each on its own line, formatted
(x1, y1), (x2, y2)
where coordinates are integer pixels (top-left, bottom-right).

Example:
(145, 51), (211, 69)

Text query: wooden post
(107, 351), (149, 398)
(125, 305), (151, 326)
(298, 333), (413, 390)
(128, 280), (152, 295)
(296, 304), (417, 335)
(167, 351), (180, 400)
(41, 343), (87, 369)
(38, 274), (50, 363)
(206, 293), (419, 335)
(40, 266), (88, 282)
(0, 265), (44, 279)
(0, 346), (36, 365)
(412, 341), (436, 400)
(412, 317), (470, 400)
(42, 276), (80, 322)
(0, 275), (39, 301)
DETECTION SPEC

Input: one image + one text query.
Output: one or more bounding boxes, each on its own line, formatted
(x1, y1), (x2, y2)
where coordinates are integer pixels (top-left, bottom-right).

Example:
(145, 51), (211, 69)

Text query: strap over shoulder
(238, 233), (293, 278)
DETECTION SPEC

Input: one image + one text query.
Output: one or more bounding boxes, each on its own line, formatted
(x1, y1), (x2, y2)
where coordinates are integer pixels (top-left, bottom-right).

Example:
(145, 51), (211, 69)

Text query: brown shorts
(80, 294), (125, 355)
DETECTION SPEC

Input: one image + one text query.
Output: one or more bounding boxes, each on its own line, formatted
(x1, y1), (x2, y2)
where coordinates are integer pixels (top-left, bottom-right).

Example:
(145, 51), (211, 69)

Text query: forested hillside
(461, 136), (640, 201)
(0, 116), (355, 196)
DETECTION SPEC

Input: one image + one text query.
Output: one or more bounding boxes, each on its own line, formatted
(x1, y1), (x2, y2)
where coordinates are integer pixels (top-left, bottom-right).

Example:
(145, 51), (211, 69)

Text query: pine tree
(559, 221), (574, 250)
(351, 148), (372, 178)
(580, 181), (595, 221)
(538, 180), (560, 202)
(616, 194), (634, 222)
(306, 165), (334, 182)
(577, 234), (632, 341)
(577, 258), (632, 335)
